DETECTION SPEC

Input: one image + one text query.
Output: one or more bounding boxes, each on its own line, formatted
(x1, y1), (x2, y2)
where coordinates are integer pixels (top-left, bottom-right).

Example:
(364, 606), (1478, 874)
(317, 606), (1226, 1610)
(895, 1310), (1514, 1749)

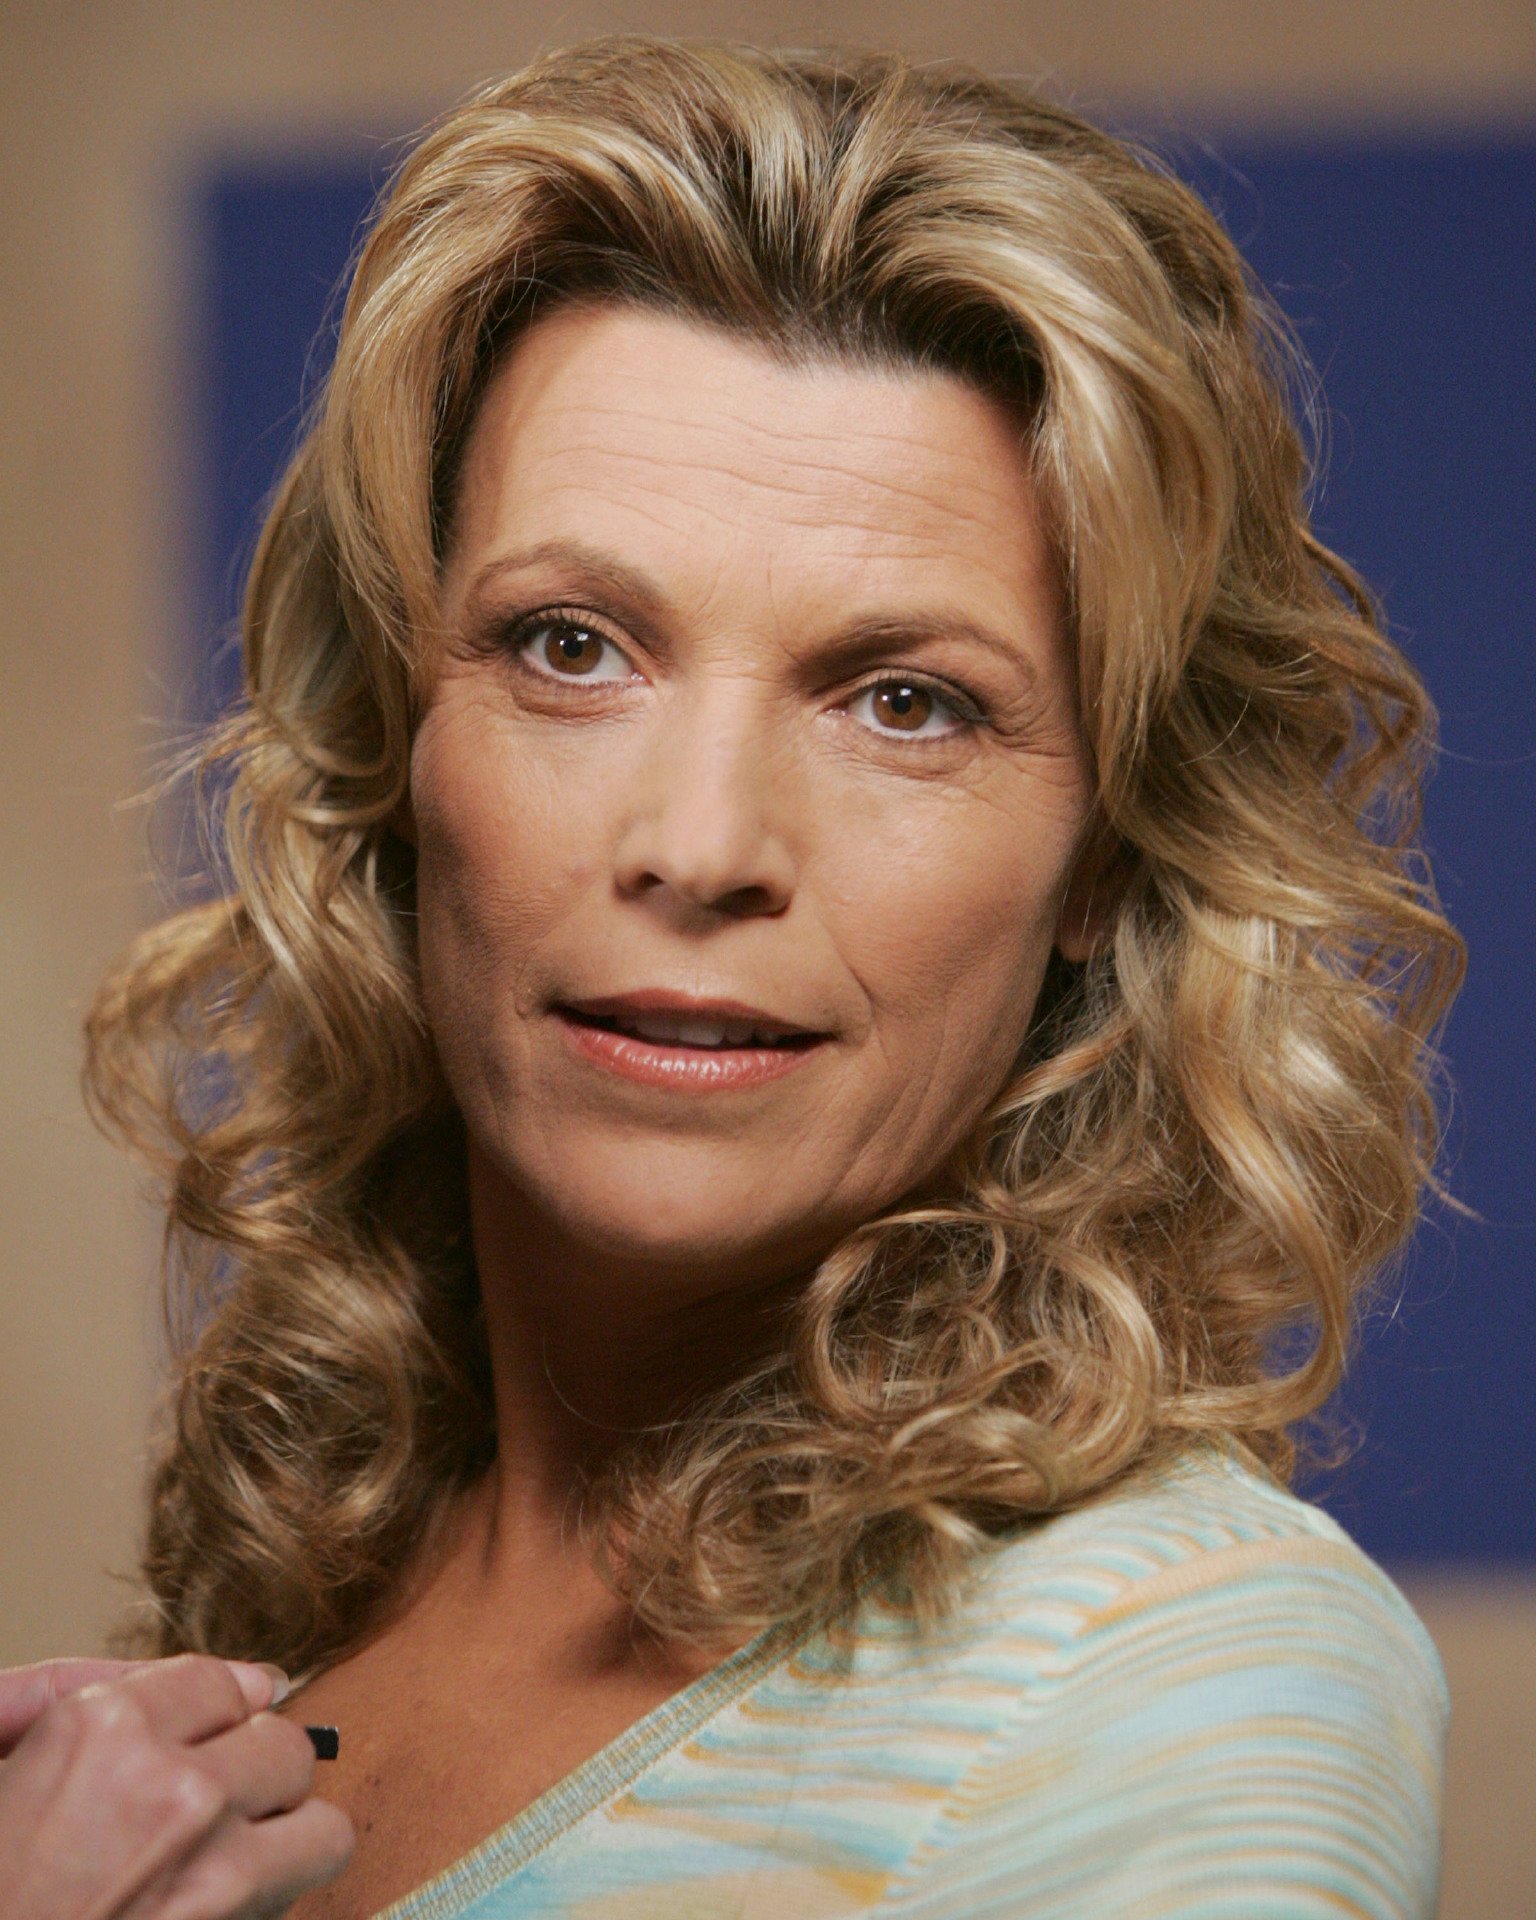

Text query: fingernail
(228, 1660), (292, 1707)
(261, 1663), (293, 1705)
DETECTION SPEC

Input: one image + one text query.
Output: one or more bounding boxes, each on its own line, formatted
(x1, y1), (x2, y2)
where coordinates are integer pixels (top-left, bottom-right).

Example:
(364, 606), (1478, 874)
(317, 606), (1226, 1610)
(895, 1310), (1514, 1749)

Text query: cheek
(826, 789), (1078, 1058)
(410, 706), (574, 1039)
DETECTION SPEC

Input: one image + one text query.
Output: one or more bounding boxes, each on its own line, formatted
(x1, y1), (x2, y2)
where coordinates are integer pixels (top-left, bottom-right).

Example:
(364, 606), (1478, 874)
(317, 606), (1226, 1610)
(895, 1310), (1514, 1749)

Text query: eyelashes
(498, 608), (988, 745)
(844, 678), (973, 741)
(510, 612), (636, 685)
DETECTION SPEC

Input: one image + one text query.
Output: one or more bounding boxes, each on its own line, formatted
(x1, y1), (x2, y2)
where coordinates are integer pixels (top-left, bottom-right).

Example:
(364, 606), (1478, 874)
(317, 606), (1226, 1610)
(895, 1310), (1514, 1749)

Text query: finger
(237, 1795), (356, 1913)
(0, 1656), (287, 1760)
(109, 1652), (265, 1748)
(224, 1661), (292, 1714)
(195, 1710), (318, 1820)
(7, 1702), (234, 1918)
(0, 1658), (152, 1753)
(133, 1795), (355, 1920)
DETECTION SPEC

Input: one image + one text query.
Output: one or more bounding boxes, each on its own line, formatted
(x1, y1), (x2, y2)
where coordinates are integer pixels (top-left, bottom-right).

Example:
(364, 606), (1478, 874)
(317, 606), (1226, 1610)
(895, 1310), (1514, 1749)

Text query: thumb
(0, 1656), (292, 1758)
(0, 1658), (153, 1756)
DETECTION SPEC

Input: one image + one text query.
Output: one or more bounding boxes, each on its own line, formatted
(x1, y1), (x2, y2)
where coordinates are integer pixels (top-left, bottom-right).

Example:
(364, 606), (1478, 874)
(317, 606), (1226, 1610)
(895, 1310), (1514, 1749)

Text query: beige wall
(3, 3), (1532, 1913)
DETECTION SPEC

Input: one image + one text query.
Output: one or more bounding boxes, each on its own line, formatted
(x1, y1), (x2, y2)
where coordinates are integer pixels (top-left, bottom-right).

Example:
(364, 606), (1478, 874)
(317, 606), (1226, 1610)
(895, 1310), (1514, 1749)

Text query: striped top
(383, 1437), (1446, 1919)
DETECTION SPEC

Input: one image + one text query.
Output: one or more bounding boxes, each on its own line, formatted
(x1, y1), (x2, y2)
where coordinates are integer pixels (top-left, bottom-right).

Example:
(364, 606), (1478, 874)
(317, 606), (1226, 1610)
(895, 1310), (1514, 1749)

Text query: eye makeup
(490, 604), (996, 746)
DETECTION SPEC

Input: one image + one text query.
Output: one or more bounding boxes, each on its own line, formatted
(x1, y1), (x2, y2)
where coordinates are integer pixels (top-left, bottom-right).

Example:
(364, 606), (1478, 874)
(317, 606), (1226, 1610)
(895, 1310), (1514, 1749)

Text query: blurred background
(2, 2), (1531, 1912)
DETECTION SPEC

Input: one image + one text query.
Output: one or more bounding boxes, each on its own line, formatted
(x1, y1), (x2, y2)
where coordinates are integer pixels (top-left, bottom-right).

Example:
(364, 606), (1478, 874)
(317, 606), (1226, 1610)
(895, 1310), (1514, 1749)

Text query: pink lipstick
(553, 996), (828, 1092)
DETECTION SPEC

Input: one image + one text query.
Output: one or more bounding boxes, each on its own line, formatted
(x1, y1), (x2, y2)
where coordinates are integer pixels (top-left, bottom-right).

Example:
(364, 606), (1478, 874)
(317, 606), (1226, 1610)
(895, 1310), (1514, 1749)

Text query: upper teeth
(621, 1015), (778, 1048)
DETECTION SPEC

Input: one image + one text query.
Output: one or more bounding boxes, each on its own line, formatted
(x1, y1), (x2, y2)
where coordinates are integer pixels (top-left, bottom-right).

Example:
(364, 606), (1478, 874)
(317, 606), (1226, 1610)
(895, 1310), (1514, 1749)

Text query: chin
(512, 1140), (837, 1283)
(564, 1178), (783, 1266)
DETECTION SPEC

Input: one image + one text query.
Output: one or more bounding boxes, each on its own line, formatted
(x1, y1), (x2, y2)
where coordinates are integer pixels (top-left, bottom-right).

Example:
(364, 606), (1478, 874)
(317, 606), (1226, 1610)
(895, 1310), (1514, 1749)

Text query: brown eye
(848, 677), (971, 741)
(871, 682), (933, 731)
(515, 618), (632, 683)
(541, 624), (606, 674)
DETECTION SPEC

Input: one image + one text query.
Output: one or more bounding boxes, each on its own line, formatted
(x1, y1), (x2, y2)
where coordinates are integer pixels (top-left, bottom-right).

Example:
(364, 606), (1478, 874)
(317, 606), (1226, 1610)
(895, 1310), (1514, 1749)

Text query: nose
(610, 684), (797, 920)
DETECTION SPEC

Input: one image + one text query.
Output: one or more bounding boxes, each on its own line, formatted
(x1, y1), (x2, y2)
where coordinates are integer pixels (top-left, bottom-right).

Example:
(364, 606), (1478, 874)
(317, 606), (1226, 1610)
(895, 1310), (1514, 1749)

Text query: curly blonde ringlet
(87, 36), (1466, 1677)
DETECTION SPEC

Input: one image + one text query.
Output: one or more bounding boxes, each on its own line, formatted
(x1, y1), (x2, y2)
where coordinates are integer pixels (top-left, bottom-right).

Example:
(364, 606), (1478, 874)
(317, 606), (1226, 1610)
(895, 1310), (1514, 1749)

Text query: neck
(462, 1136), (802, 1565)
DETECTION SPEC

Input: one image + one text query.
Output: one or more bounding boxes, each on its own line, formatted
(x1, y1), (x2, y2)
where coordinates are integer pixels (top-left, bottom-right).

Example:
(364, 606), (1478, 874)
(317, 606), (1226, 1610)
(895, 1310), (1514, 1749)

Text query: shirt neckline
(376, 1446), (1236, 1918)
(375, 1579), (867, 1920)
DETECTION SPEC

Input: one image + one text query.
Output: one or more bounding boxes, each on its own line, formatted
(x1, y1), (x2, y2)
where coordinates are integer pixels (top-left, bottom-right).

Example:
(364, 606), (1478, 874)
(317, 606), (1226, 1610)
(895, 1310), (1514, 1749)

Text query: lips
(551, 992), (829, 1091)
(558, 993), (824, 1051)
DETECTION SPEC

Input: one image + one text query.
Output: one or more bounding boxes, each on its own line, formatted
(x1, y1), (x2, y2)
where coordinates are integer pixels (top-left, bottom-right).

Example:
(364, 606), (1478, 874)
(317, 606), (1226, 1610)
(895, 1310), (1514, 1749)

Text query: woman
(10, 35), (1463, 1919)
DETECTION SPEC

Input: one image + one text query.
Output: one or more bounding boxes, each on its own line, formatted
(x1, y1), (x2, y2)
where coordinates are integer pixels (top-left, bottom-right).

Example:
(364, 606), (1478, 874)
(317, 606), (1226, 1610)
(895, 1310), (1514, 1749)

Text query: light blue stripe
(381, 1437), (1445, 1920)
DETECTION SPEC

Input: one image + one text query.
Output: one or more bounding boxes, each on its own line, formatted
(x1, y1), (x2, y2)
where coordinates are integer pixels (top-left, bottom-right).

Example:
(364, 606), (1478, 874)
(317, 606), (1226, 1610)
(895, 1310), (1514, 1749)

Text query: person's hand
(0, 1653), (353, 1919)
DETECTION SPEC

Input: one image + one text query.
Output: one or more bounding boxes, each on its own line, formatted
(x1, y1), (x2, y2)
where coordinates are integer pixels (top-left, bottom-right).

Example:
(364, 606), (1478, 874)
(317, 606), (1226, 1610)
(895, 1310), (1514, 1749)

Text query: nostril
(610, 809), (796, 919)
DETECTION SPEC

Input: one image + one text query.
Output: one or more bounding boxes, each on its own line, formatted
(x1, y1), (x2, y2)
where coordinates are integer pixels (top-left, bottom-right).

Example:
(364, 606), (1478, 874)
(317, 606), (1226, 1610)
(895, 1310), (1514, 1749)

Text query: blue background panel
(197, 135), (1535, 1565)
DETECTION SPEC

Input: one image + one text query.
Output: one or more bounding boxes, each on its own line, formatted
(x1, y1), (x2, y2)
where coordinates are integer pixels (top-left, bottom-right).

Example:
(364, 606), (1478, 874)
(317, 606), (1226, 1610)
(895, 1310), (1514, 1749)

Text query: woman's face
(415, 303), (1099, 1284)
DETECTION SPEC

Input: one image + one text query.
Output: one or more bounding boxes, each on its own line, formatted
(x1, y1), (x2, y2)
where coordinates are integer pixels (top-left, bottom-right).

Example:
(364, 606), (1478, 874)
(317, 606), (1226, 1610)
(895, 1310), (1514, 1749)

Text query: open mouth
(557, 1007), (822, 1051)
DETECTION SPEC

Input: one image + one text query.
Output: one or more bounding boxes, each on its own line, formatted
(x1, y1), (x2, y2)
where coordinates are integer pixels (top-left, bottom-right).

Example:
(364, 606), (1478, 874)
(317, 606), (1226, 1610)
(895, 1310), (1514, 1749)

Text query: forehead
(445, 304), (1058, 626)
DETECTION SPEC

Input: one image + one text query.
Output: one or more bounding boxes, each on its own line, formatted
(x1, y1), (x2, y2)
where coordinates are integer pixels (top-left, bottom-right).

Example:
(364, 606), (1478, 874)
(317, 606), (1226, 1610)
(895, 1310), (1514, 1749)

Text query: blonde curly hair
(87, 36), (1465, 1678)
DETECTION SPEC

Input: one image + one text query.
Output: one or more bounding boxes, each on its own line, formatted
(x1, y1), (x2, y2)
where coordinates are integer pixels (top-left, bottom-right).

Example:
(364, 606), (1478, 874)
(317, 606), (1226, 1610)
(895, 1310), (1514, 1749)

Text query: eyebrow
(462, 539), (668, 624)
(460, 536), (1042, 690)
